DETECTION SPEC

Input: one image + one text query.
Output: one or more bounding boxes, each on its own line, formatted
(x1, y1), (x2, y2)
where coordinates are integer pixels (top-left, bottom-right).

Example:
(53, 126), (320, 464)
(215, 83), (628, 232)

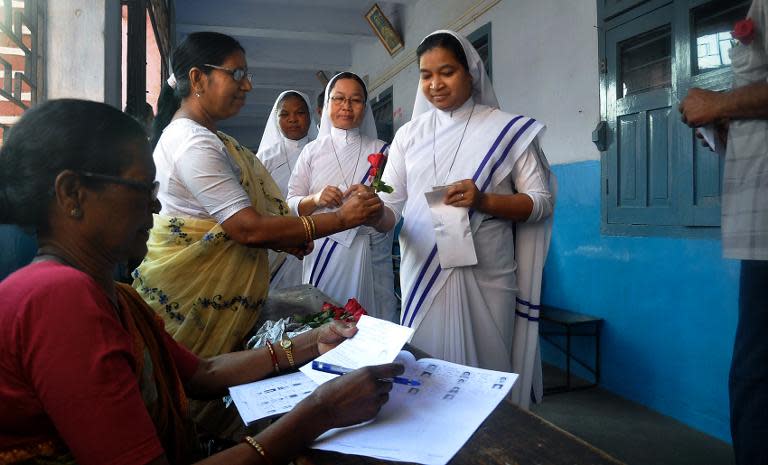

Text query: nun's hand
(444, 179), (481, 209)
(313, 185), (344, 208)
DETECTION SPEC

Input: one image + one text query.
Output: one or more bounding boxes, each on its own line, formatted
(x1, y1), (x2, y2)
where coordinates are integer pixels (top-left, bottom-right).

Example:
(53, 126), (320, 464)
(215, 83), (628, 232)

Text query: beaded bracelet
(243, 436), (272, 465)
(265, 341), (279, 374)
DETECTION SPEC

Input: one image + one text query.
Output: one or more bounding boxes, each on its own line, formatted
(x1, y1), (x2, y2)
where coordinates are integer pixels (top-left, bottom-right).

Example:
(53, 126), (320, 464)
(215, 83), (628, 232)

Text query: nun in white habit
(256, 90), (318, 289)
(373, 30), (556, 409)
(286, 72), (397, 322)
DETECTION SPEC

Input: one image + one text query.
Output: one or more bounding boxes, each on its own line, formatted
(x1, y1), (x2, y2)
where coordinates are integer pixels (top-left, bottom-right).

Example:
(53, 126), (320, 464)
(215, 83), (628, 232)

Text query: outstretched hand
(336, 188), (383, 228)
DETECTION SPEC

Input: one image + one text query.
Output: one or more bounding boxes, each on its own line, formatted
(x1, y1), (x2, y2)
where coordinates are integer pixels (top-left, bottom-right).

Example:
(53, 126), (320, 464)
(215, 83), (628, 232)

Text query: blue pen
(312, 361), (421, 386)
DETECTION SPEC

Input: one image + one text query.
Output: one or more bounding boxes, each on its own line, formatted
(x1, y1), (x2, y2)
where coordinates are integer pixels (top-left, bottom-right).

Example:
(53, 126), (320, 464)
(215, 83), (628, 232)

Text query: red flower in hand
(732, 18), (755, 45)
(366, 153), (393, 193)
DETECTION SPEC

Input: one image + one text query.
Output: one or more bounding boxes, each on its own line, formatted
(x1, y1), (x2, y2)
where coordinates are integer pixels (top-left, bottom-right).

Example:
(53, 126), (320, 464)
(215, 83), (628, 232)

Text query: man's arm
(680, 82), (768, 127)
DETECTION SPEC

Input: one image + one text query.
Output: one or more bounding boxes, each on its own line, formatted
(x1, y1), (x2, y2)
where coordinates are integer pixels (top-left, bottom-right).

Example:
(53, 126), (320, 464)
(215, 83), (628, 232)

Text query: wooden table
(260, 286), (623, 465)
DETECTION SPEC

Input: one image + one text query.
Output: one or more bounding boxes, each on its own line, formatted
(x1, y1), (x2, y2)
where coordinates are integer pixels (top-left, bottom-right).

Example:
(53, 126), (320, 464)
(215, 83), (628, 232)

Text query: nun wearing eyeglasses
(372, 30), (556, 409)
(256, 90), (318, 290)
(286, 72), (397, 323)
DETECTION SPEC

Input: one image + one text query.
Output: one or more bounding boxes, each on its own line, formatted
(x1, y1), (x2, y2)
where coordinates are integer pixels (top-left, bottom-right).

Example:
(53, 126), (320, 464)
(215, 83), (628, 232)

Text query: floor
(530, 365), (735, 465)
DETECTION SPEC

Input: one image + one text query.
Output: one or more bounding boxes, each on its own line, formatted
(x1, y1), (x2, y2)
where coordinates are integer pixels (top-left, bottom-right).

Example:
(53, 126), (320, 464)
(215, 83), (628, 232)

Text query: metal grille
(0, 0), (44, 143)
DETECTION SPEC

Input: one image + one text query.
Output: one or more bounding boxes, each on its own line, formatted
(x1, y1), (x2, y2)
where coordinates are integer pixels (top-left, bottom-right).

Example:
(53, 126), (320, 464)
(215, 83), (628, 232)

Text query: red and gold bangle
(265, 341), (279, 374)
(243, 436), (272, 465)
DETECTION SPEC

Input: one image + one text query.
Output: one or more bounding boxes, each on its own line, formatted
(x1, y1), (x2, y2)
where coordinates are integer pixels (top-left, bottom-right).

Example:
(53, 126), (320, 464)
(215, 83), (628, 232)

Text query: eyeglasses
(78, 171), (159, 201)
(203, 63), (253, 83)
(329, 95), (365, 107)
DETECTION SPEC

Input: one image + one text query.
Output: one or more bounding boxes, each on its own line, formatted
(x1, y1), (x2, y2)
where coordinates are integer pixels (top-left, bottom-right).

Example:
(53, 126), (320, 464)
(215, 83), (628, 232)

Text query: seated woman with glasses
(132, 32), (383, 436)
(256, 90), (318, 290)
(286, 72), (397, 323)
(0, 99), (402, 465)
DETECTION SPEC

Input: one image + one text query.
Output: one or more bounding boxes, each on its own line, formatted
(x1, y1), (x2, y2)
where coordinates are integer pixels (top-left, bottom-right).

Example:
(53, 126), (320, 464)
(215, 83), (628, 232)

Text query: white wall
(351, 0), (601, 165)
(47, 0), (121, 106)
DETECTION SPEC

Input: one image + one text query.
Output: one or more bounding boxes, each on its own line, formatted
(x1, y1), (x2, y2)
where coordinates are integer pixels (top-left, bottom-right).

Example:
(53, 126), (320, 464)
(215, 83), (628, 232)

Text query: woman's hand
(444, 179), (482, 209)
(312, 185), (344, 209)
(312, 320), (358, 355)
(336, 189), (383, 228)
(308, 363), (405, 429)
(283, 240), (314, 259)
(346, 184), (385, 226)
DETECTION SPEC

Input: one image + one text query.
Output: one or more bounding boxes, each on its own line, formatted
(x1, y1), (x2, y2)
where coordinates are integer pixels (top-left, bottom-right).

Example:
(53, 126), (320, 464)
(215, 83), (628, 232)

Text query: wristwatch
(280, 338), (295, 368)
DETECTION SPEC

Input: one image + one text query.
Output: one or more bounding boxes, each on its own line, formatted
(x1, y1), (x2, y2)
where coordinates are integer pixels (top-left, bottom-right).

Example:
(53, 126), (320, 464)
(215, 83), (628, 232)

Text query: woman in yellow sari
(133, 32), (382, 359)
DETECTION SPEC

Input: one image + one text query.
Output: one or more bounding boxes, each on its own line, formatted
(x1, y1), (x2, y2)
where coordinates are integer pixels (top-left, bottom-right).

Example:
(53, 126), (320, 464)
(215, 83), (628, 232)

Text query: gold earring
(70, 207), (82, 218)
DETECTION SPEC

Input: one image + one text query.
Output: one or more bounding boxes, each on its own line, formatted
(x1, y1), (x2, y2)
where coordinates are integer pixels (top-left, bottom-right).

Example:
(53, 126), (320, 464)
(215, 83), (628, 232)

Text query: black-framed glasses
(78, 171), (159, 201)
(329, 95), (365, 107)
(203, 63), (253, 83)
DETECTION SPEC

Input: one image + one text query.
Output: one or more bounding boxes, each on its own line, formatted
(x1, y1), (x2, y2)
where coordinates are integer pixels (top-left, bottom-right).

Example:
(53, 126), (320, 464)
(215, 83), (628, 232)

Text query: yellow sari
(133, 132), (289, 359)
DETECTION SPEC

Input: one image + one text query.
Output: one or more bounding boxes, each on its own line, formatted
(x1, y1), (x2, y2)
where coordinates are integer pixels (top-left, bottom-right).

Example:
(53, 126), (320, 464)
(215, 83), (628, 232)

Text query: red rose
(732, 18), (755, 45)
(367, 153), (386, 169)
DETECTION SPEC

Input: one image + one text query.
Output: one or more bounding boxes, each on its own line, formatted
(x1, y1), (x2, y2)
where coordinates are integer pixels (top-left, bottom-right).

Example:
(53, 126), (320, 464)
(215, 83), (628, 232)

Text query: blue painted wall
(541, 160), (739, 442)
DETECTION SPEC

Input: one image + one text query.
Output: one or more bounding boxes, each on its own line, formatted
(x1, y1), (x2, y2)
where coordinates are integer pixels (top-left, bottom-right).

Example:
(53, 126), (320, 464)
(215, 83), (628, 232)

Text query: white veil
(412, 29), (499, 118)
(318, 72), (378, 139)
(257, 90), (318, 154)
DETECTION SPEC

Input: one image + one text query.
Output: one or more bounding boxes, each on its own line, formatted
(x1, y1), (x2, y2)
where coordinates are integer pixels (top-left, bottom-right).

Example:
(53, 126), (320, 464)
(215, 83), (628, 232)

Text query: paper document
(300, 315), (414, 385)
(311, 350), (518, 465)
(424, 185), (477, 268)
(697, 125), (726, 156)
(228, 371), (316, 425)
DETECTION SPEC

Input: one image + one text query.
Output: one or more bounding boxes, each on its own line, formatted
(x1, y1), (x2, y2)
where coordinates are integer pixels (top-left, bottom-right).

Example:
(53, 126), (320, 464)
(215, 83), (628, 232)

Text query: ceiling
(174, 0), (417, 142)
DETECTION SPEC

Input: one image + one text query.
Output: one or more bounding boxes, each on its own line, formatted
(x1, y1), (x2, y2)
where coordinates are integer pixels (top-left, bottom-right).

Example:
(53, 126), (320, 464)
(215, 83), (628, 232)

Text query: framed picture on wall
(365, 3), (404, 56)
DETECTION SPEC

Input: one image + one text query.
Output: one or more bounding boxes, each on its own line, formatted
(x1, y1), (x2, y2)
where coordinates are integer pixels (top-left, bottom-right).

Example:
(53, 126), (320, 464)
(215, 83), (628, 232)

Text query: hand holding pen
(313, 361), (421, 386)
(308, 362), (405, 429)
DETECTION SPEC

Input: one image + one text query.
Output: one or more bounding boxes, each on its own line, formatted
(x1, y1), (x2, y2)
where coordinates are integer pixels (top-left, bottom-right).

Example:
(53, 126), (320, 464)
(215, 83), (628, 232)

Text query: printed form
(310, 350), (517, 465)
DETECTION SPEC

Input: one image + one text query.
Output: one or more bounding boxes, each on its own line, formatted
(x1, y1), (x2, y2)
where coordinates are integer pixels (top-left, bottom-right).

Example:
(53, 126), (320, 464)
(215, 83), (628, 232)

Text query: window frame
(467, 22), (492, 81)
(597, 0), (744, 238)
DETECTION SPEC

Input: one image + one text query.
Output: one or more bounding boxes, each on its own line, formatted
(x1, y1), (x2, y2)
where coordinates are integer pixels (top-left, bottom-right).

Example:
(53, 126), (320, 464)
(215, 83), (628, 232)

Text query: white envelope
(424, 186), (478, 269)
(697, 125), (726, 157)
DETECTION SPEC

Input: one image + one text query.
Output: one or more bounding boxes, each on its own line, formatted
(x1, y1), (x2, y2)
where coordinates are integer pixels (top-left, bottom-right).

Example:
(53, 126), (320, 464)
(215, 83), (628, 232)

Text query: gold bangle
(243, 436), (272, 465)
(306, 215), (316, 240)
(299, 215), (311, 243)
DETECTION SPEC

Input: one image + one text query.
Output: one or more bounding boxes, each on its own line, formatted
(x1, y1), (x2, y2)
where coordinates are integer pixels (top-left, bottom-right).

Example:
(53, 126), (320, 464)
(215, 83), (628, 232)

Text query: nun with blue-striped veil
(373, 30), (556, 409)
(256, 90), (318, 290)
(286, 72), (397, 323)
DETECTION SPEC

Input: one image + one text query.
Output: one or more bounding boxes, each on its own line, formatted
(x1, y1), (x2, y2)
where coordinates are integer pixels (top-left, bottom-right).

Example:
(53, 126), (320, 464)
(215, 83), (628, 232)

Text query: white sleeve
(286, 144), (312, 215)
(511, 137), (553, 223)
(379, 129), (408, 224)
(175, 131), (252, 223)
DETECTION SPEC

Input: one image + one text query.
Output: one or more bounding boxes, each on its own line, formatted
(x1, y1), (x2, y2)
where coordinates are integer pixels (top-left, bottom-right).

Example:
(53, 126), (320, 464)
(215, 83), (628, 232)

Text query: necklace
(432, 102), (475, 185)
(329, 130), (363, 187)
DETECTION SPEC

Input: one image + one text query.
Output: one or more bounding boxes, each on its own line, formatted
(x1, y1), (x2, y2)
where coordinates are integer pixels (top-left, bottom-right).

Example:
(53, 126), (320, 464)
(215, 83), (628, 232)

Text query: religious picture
(365, 3), (404, 56)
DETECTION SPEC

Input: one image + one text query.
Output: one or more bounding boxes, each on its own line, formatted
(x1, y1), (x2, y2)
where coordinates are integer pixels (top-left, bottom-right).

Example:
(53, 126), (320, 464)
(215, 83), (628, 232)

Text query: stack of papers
(228, 315), (518, 465)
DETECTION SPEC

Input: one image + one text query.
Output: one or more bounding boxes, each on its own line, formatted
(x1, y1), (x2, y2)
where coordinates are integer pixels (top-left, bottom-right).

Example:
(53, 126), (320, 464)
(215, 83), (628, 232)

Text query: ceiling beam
(176, 23), (372, 43)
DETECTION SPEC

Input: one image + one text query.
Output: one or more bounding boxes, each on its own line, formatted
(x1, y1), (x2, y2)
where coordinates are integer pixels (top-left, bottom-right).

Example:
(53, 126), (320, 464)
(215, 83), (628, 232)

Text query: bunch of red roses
(294, 298), (368, 328)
